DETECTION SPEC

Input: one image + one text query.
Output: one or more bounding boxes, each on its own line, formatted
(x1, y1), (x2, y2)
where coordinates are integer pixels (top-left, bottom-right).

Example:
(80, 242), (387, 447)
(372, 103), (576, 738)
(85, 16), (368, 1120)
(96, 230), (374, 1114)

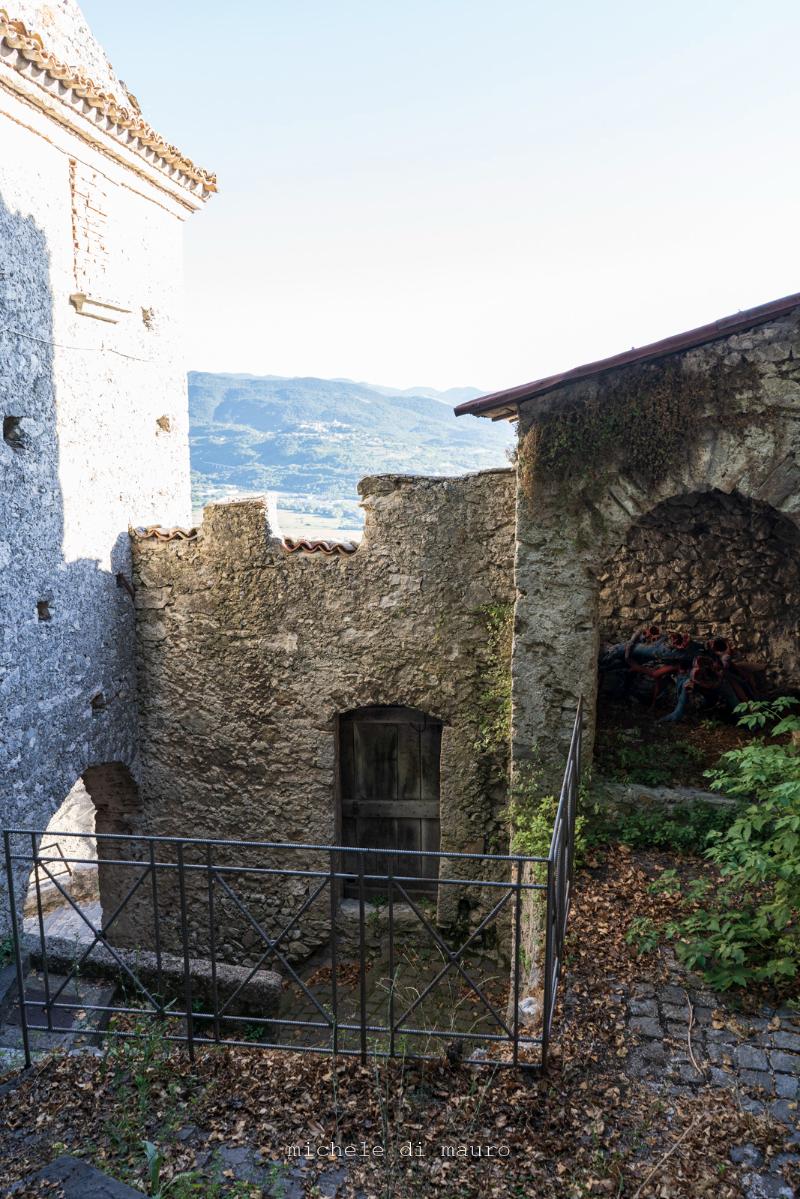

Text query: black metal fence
(3, 704), (582, 1074)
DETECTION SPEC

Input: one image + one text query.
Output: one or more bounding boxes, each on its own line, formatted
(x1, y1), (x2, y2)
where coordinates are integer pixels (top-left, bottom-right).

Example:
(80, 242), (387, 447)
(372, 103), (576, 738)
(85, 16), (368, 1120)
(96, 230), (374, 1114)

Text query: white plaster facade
(0, 0), (213, 929)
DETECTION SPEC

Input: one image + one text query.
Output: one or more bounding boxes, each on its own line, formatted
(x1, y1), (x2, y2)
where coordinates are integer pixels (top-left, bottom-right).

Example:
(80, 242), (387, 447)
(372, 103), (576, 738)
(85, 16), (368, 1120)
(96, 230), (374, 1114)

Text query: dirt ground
(2, 845), (798, 1199)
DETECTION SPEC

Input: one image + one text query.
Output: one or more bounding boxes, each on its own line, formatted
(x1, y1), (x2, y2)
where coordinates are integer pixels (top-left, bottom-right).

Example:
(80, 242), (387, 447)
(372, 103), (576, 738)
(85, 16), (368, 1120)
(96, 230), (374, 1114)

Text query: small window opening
(37, 600), (51, 622)
(90, 691), (107, 713)
(156, 415), (172, 433)
(3, 416), (24, 449)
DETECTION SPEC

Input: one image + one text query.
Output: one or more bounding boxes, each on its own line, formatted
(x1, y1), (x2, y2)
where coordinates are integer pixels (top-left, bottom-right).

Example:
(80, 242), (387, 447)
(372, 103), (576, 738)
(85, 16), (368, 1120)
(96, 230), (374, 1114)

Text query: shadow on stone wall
(0, 192), (138, 932)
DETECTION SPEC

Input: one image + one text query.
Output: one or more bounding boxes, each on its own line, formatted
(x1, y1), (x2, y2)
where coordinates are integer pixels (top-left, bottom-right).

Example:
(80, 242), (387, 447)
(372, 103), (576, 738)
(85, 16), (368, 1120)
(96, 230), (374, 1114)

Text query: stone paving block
(659, 985), (687, 1004)
(707, 1042), (734, 1067)
(770, 1051), (800, 1074)
(11, 1156), (142, 1197)
(629, 1016), (663, 1039)
(773, 1031), (800, 1052)
(632, 983), (655, 999)
(641, 1041), (667, 1064)
(666, 1022), (689, 1039)
(739, 1070), (774, 1095)
(769, 1098), (798, 1127)
(737, 1044), (770, 1071)
(662, 1003), (687, 1022)
(706, 1027), (737, 1043)
(628, 998), (658, 1017)
(730, 1144), (764, 1166)
(775, 1074), (799, 1101)
(693, 1005), (713, 1025)
(710, 1067), (735, 1089)
(740, 1170), (793, 1199)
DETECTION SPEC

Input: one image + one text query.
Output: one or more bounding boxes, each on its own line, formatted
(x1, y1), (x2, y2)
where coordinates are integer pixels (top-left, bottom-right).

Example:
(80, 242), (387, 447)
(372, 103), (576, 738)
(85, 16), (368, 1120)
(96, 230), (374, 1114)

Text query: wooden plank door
(339, 706), (441, 896)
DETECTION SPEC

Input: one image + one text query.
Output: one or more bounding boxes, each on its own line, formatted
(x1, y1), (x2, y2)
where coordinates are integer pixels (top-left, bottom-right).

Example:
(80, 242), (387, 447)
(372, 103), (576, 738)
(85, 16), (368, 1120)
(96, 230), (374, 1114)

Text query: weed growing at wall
(518, 357), (760, 504)
(473, 602), (513, 760)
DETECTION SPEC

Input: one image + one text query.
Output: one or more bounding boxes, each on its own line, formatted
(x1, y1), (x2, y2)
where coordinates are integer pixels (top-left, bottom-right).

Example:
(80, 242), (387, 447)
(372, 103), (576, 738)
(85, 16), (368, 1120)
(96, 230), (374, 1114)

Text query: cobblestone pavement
(625, 971), (800, 1199)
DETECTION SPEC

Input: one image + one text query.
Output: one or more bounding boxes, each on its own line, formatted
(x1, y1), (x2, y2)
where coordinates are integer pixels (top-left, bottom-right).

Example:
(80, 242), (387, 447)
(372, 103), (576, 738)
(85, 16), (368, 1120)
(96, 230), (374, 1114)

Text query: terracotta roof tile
(0, 9), (216, 196)
(130, 525), (199, 542)
(282, 537), (358, 556)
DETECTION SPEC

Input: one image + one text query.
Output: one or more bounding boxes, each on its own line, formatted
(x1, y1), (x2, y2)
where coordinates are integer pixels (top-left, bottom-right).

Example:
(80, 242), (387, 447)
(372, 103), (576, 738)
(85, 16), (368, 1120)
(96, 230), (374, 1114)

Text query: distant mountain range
(188, 372), (513, 539)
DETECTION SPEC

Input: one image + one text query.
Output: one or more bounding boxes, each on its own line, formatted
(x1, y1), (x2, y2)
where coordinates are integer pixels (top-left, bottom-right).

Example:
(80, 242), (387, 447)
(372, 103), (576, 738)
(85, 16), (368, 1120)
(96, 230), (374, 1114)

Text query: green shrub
(665, 698), (800, 989)
(585, 801), (737, 855)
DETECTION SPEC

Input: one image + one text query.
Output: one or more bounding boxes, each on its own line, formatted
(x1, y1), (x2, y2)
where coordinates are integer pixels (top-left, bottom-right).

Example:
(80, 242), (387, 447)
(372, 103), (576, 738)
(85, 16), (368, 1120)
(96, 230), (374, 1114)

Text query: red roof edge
(454, 291), (800, 420)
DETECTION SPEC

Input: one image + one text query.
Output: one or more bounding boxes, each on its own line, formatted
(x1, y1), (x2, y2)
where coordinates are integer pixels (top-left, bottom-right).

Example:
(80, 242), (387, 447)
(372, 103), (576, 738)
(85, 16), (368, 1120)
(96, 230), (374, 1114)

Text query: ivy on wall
(518, 357), (760, 504)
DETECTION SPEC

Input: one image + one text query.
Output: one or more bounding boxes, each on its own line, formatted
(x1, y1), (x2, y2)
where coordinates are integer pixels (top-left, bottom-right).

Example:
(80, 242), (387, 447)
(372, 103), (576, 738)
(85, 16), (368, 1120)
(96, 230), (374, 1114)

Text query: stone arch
(510, 336), (800, 782)
(21, 762), (142, 943)
(599, 489), (800, 702)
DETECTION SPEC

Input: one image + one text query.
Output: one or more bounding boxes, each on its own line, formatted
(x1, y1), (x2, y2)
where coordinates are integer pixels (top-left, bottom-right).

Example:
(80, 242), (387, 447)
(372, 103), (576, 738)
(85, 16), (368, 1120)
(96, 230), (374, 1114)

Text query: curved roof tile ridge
(0, 8), (216, 196)
(130, 525), (199, 542)
(282, 537), (359, 556)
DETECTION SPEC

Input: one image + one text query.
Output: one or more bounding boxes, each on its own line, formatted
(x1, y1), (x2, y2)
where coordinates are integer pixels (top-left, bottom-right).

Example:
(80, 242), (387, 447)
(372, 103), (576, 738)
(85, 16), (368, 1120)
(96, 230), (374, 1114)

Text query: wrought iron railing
(3, 704), (582, 1073)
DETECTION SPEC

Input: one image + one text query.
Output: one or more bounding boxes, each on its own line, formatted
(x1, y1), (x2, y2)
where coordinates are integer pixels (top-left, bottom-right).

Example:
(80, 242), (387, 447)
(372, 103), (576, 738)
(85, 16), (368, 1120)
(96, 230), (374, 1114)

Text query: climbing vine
(518, 357), (760, 504)
(472, 601), (513, 772)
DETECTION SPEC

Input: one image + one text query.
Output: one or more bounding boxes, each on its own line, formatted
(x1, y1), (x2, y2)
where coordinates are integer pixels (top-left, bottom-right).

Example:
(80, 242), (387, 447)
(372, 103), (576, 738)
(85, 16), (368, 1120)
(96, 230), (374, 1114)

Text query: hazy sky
(81, 0), (799, 393)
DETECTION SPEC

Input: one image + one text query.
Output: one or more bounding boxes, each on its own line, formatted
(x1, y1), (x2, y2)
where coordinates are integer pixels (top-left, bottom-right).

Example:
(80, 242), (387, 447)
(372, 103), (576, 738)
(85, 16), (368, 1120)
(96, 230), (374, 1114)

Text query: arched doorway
(338, 705), (442, 896)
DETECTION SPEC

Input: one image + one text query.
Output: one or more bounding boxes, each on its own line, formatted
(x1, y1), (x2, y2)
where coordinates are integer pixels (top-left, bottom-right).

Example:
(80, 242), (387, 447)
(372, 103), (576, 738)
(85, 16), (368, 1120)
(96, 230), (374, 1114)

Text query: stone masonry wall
(130, 470), (516, 963)
(511, 310), (800, 783)
(600, 489), (800, 691)
(0, 25), (196, 932)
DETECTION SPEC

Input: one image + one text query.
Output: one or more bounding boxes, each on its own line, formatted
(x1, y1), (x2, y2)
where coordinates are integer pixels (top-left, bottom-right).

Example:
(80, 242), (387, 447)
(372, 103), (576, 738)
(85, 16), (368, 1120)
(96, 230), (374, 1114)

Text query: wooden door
(339, 706), (441, 896)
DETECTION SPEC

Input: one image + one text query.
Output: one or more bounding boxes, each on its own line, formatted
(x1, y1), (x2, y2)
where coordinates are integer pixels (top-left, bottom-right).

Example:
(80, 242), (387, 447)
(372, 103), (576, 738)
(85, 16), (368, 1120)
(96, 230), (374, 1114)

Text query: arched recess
(22, 762), (143, 945)
(337, 705), (442, 895)
(511, 389), (800, 782)
(599, 489), (800, 699)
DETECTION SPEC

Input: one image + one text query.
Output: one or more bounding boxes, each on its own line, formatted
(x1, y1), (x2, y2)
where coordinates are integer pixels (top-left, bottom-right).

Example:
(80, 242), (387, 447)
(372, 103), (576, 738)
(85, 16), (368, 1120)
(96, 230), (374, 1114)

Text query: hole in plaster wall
(90, 691), (107, 713)
(141, 307), (155, 330)
(3, 416), (24, 449)
(156, 415), (172, 433)
(37, 599), (51, 622)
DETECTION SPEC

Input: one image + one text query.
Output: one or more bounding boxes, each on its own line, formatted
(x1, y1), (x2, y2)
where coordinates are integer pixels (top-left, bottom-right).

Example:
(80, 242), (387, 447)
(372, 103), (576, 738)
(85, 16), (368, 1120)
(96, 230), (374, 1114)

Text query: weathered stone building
(128, 470), (516, 956)
(456, 293), (800, 783)
(0, 1), (214, 929)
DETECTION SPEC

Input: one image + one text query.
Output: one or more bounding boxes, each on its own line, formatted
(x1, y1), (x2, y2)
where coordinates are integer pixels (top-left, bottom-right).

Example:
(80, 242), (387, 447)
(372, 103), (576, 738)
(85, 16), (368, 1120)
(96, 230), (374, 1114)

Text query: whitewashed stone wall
(0, 3), (205, 931)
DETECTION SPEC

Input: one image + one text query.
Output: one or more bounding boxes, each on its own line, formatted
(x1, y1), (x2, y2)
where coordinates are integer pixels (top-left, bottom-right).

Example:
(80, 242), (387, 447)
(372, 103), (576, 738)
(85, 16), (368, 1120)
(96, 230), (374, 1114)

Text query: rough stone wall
(0, 39), (195, 932)
(511, 311), (800, 784)
(131, 470), (516, 961)
(599, 489), (800, 691)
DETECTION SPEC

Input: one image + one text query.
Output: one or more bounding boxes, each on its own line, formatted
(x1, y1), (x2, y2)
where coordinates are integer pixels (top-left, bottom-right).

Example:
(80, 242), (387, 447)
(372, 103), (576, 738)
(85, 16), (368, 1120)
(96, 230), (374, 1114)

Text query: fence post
(3, 832), (31, 1069)
(358, 850), (367, 1065)
(31, 831), (53, 1032)
(176, 842), (195, 1062)
(329, 848), (339, 1058)
(512, 857), (523, 1067)
(541, 857), (554, 1073)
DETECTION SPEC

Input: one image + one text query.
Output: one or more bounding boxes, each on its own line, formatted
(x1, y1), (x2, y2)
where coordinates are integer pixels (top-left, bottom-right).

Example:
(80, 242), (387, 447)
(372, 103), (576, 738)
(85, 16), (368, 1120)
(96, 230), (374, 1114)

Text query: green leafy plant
(595, 730), (706, 787)
(585, 800), (737, 855)
(508, 764), (587, 868)
(142, 1140), (203, 1197)
(665, 698), (800, 989)
(625, 915), (660, 956)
